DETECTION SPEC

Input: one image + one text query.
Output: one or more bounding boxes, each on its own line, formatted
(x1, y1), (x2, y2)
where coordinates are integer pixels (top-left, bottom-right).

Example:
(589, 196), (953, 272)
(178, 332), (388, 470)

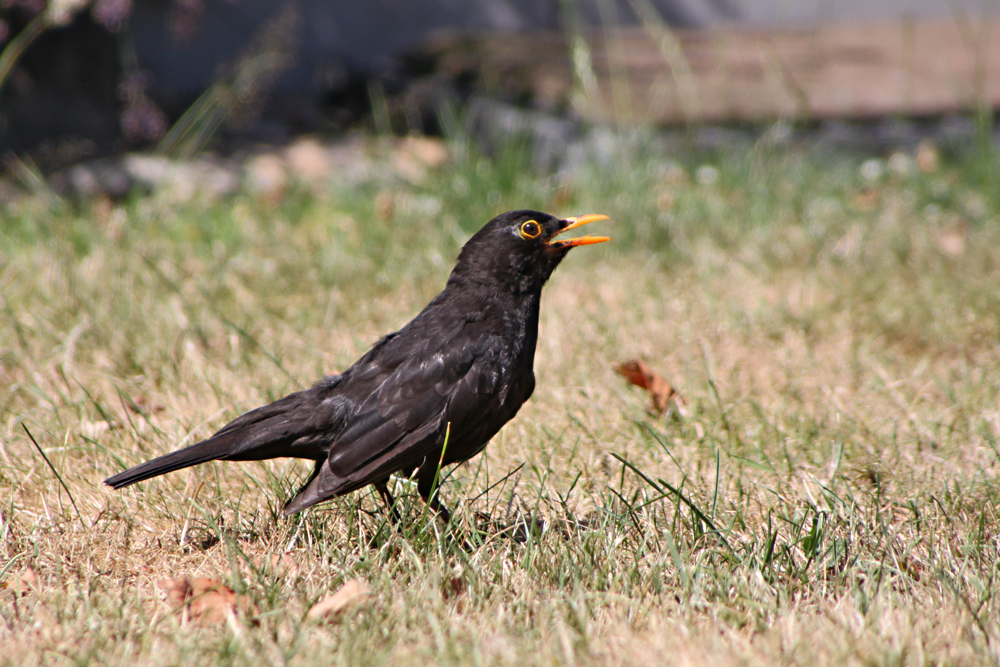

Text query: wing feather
(292, 320), (505, 508)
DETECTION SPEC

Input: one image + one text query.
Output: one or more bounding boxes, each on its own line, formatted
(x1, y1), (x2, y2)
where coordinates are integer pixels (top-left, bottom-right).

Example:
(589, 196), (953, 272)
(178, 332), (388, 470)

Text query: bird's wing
(330, 322), (502, 475)
(282, 319), (505, 513)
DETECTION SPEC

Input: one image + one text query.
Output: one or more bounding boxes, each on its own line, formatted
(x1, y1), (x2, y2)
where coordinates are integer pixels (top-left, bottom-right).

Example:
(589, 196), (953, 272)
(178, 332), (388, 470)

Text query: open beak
(546, 214), (611, 249)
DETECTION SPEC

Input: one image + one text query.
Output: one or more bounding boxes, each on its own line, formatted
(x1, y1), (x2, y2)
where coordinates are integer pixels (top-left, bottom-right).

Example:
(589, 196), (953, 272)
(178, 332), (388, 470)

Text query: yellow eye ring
(520, 220), (541, 239)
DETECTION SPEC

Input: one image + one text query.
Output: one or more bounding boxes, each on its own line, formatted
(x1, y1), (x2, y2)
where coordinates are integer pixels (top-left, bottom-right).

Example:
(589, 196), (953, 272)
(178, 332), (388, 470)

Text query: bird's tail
(104, 436), (237, 489)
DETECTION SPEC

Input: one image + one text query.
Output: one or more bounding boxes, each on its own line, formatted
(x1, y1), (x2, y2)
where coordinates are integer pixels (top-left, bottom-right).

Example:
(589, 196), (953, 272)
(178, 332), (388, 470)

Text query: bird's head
(449, 210), (610, 294)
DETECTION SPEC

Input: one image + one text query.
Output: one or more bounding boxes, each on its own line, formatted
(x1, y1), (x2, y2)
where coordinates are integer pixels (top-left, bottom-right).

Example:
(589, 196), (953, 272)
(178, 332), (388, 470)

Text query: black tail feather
(104, 437), (236, 489)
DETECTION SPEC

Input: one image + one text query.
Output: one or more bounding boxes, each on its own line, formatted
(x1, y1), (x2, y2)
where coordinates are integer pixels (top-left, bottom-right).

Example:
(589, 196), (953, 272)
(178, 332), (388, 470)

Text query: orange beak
(546, 214), (611, 248)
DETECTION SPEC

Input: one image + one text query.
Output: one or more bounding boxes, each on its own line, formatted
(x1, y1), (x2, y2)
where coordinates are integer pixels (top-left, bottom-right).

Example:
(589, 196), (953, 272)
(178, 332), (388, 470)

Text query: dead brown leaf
(442, 567), (465, 599)
(158, 577), (258, 627)
(2, 568), (38, 596)
(443, 576), (465, 599)
(306, 579), (371, 622)
(616, 359), (684, 415)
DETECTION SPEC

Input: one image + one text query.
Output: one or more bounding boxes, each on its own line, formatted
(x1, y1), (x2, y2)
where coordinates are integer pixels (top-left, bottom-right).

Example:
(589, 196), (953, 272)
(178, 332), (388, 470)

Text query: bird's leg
(417, 472), (453, 524)
(374, 479), (402, 525)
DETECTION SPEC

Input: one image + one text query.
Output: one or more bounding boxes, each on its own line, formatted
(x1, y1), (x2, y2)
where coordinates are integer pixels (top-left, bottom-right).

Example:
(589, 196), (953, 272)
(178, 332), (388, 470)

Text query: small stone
(390, 136), (449, 184)
(245, 154), (288, 200)
(401, 136), (449, 169)
(285, 137), (332, 186)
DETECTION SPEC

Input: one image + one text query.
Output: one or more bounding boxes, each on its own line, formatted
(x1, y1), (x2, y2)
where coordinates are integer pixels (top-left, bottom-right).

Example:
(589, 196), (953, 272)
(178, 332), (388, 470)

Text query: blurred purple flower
(118, 72), (168, 144)
(121, 97), (168, 143)
(117, 70), (151, 100)
(92, 0), (132, 31)
(2, 0), (46, 16)
(168, 0), (202, 41)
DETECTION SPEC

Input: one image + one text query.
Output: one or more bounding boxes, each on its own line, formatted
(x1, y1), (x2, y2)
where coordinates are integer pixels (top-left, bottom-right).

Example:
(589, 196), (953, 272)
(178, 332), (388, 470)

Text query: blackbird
(105, 210), (609, 521)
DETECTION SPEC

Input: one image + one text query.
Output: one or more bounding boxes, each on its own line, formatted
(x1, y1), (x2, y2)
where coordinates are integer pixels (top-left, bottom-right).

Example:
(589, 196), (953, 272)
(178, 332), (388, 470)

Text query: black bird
(105, 210), (610, 521)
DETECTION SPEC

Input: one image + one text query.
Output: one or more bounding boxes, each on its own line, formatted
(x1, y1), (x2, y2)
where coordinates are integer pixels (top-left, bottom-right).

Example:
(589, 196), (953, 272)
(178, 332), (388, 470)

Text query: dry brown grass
(1, 138), (999, 665)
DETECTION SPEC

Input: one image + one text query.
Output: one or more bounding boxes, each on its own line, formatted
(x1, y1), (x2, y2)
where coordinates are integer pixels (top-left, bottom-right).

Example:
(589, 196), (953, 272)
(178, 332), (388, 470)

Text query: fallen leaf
(442, 566), (465, 599)
(443, 575), (465, 599)
(307, 579), (371, 622)
(158, 577), (258, 627)
(2, 568), (38, 596)
(616, 360), (684, 415)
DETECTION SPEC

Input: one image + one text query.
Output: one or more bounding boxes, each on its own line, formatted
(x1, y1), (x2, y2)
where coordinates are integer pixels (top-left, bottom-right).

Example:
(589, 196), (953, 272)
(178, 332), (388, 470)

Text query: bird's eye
(519, 220), (541, 239)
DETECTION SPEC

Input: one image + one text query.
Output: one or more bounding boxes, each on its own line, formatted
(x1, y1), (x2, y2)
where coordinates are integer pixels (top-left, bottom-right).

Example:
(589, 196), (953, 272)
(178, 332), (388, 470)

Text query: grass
(1, 127), (999, 665)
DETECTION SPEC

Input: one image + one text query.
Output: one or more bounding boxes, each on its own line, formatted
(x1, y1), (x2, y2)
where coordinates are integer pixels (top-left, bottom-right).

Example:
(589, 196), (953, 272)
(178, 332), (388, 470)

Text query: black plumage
(105, 210), (609, 521)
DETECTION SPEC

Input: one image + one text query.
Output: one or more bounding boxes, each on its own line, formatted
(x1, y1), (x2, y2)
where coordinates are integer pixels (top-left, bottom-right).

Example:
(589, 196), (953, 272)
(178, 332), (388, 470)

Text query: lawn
(1, 129), (999, 665)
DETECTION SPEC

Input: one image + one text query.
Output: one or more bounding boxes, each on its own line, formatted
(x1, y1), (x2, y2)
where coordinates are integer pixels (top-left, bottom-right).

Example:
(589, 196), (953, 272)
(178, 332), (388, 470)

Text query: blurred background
(0, 0), (997, 185)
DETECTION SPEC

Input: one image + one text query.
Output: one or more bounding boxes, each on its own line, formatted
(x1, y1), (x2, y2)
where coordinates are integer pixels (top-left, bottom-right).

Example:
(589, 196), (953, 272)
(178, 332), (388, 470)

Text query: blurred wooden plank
(584, 17), (1000, 123)
(414, 17), (1000, 124)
